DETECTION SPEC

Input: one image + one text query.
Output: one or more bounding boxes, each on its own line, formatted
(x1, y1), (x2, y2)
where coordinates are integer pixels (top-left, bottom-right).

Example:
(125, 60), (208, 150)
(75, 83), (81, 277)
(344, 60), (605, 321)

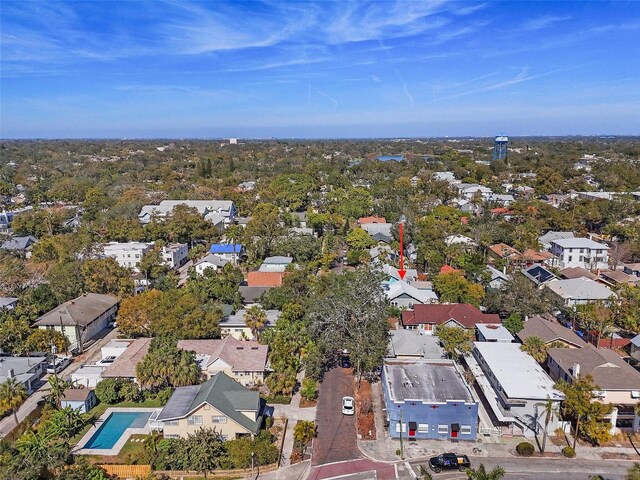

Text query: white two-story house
(103, 242), (154, 271)
(549, 238), (609, 271)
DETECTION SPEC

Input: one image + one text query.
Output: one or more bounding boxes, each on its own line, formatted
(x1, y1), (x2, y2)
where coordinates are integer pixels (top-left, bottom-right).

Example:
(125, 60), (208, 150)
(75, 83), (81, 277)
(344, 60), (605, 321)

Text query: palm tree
(244, 306), (268, 341)
(46, 376), (70, 409)
(537, 396), (559, 454)
(520, 336), (548, 364)
(465, 463), (506, 480)
(0, 378), (28, 426)
(293, 420), (317, 457)
(47, 405), (86, 440)
(143, 430), (162, 467)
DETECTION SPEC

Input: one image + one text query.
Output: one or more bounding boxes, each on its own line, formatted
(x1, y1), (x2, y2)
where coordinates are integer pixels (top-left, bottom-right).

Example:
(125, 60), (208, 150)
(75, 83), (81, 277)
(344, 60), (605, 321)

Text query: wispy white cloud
(307, 83), (339, 108)
(522, 15), (571, 32)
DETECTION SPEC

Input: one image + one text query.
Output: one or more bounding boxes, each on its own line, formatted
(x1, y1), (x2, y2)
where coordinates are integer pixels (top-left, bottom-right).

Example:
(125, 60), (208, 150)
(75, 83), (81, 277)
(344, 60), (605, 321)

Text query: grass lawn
(82, 434), (148, 464)
(70, 397), (164, 445)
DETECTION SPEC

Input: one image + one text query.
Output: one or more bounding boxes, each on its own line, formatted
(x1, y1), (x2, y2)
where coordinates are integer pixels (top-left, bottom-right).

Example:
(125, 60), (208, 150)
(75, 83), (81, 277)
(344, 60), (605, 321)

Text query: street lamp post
(251, 451), (255, 476)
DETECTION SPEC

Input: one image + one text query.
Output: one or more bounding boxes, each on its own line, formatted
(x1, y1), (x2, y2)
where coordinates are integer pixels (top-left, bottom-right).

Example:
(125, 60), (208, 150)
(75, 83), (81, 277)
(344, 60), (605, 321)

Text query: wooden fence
(99, 464), (151, 478)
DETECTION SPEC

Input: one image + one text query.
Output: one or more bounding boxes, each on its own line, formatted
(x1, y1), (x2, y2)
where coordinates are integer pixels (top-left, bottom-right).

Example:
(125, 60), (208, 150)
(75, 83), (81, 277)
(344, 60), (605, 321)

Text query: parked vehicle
(428, 453), (470, 473)
(342, 396), (355, 415)
(46, 356), (72, 374)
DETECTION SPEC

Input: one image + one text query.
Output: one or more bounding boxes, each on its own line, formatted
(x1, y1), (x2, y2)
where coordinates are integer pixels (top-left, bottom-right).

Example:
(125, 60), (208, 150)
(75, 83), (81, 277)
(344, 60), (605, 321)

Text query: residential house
(0, 235), (37, 256)
(209, 243), (243, 263)
(521, 265), (557, 287)
(400, 304), (500, 335)
(239, 286), (270, 306)
(358, 216), (387, 225)
(247, 271), (284, 288)
(0, 297), (18, 310)
(560, 267), (599, 281)
(103, 242), (154, 270)
(467, 342), (563, 437)
(599, 270), (639, 287)
(457, 183), (492, 200)
(219, 309), (281, 340)
(622, 262), (640, 278)
(361, 222), (393, 243)
(384, 281), (438, 308)
(177, 336), (268, 386)
(484, 193), (515, 206)
(381, 264), (418, 283)
(539, 231), (575, 251)
(161, 243), (188, 269)
(236, 181), (256, 192)
(258, 256), (293, 273)
(517, 249), (554, 267)
(549, 238), (609, 271)
(630, 334), (640, 360)
(386, 330), (445, 359)
(290, 211), (307, 228)
(544, 278), (616, 307)
(61, 389), (97, 414)
(194, 253), (231, 275)
(71, 365), (108, 388)
(433, 171), (456, 182)
(476, 324), (514, 343)
(101, 339), (136, 360)
(486, 266), (510, 290)
(516, 315), (587, 348)
(547, 347), (640, 433)
(101, 337), (153, 383)
(369, 245), (398, 264)
(157, 372), (264, 440)
(382, 360), (479, 440)
(0, 356), (46, 394)
(34, 293), (119, 352)
(543, 194), (571, 209)
(444, 234), (478, 249)
(138, 200), (236, 229)
(489, 243), (521, 263)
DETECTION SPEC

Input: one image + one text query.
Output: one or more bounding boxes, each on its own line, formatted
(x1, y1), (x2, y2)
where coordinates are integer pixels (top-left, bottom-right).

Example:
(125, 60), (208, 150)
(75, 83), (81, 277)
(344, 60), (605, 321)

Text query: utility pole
(399, 406), (404, 459)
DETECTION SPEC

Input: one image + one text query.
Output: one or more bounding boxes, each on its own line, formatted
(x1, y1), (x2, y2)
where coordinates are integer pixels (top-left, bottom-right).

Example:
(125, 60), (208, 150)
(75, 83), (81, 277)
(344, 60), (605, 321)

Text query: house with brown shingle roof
(101, 337), (152, 382)
(358, 216), (386, 225)
(516, 315), (587, 348)
(177, 336), (268, 386)
(489, 243), (520, 260)
(247, 271), (284, 287)
(547, 346), (640, 433)
(401, 304), (500, 335)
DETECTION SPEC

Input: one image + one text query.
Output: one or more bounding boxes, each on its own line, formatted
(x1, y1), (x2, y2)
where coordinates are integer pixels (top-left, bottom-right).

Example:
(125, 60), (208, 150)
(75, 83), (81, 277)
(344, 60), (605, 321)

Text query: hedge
(516, 441), (535, 456)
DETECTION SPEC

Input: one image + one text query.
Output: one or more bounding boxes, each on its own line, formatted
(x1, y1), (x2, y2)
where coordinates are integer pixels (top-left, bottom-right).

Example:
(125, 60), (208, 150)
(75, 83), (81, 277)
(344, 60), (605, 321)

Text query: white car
(46, 356), (72, 374)
(342, 396), (355, 415)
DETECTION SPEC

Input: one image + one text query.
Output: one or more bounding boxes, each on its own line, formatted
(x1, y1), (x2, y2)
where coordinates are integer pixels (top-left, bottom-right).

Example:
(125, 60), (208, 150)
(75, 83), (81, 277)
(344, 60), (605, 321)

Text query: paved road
(0, 327), (120, 439)
(312, 367), (361, 466)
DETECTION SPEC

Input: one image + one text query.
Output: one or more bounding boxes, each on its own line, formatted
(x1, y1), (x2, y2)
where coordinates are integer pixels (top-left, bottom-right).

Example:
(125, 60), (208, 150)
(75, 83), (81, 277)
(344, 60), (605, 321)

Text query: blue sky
(1, 1), (639, 138)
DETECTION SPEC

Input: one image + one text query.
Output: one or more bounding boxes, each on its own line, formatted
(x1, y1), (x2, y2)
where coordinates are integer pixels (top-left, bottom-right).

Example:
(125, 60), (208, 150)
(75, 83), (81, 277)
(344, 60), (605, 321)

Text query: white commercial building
(103, 242), (154, 270)
(549, 237), (609, 271)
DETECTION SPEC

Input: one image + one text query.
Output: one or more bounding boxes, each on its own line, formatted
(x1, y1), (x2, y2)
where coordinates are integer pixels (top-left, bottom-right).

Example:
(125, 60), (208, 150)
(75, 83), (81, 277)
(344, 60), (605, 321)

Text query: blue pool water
(378, 155), (404, 162)
(84, 412), (150, 449)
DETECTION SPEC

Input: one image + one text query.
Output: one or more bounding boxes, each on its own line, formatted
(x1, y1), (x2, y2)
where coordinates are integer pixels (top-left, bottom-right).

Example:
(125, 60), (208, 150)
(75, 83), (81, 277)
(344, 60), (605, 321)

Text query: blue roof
(210, 243), (242, 254)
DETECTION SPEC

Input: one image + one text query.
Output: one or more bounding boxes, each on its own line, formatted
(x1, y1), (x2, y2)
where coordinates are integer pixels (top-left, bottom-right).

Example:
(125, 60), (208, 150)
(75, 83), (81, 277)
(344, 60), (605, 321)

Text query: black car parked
(428, 453), (471, 473)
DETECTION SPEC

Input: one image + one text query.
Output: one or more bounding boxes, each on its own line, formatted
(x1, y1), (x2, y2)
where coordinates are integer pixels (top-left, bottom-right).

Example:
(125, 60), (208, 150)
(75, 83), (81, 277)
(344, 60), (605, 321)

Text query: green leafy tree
(300, 377), (318, 401)
(24, 328), (69, 354)
(46, 405), (86, 440)
(0, 378), (28, 426)
(293, 420), (316, 457)
(81, 258), (134, 297)
(244, 305), (268, 341)
(46, 376), (71, 409)
(520, 336), (549, 364)
(485, 274), (562, 318)
(435, 325), (474, 358)
(245, 203), (285, 262)
(226, 430), (279, 468)
(182, 427), (226, 477)
(139, 244), (169, 284)
(307, 269), (389, 384)
(502, 312), (524, 335)
(346, 228), (376, 250)
(616, 285), (640, 332)
(335, 188), (373, 219)
(432, 272), (484, 306)
(577, 301), (615, 346)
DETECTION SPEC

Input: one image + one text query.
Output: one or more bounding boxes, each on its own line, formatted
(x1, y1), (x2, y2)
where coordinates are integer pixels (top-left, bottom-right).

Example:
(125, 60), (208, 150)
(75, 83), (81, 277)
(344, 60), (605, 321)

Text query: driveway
(312, 367), (361, 466)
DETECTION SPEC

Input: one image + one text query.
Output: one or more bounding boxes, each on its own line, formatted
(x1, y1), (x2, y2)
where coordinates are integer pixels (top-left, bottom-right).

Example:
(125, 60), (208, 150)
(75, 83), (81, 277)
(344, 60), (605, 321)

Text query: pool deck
(75, 407), (160, 456)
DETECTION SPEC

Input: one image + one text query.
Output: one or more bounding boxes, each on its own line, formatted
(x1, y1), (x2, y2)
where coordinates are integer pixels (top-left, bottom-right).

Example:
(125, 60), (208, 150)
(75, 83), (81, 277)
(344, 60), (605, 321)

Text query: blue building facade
(382, 361), (479, 441)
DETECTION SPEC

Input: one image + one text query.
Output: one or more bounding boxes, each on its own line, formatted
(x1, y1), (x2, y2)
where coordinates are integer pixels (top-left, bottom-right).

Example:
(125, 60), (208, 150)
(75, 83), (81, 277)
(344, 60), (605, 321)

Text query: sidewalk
(253, 460), (310, 480)
(273, 371), (317, 467)
(360, 382), (640, 463)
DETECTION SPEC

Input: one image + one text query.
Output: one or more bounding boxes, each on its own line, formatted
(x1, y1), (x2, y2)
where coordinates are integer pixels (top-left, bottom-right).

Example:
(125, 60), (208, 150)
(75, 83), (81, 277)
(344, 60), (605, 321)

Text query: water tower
(493, 134), (508, 161)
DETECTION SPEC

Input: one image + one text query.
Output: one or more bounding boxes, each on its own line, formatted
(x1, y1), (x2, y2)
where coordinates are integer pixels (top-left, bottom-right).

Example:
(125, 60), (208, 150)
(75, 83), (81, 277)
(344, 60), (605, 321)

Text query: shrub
(264, 416), (274, 429)
(262, 394), (291, 404)
(300, 378), (318, 401)
(516, 441), (535, 456)
(120, 381), (142, 403)
(562, 446), (576, 458)
(95, 378), (124, 404)
(156, 387), (174, 405)
(395, 448), (402, 456)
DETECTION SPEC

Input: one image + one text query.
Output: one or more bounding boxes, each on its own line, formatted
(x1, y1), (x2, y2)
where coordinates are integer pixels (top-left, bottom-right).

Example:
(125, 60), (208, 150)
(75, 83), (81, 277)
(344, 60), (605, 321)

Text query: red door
(451, 430), (458, 438)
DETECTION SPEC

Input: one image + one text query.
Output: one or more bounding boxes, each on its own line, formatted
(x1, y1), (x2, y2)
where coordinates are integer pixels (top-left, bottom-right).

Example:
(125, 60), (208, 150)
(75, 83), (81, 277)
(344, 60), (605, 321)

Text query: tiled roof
(177, 336), (268, 373)
(402, 304), (500, 329)
(358, 216), (386, 224)
(489, 243), (520, 258)
(247, 271), (284, 287)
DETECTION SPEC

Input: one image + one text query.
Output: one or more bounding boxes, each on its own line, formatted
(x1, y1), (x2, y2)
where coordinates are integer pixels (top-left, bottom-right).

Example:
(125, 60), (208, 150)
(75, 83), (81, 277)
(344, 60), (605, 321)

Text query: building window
(395, 422), (406, 433)
(438, 425), (448, 434)
(187, 415), (203, 425)
(568, 256), (573, 262)
(212, 415), (227, 424)
(164, 420), (179, 426)
(461, 425), (472, 435)
(418, 424), (428, 433)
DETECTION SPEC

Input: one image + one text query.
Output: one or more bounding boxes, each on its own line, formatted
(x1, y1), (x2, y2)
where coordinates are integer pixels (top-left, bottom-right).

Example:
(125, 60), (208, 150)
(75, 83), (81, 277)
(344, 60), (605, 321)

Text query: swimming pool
(83, 412), (151, 449)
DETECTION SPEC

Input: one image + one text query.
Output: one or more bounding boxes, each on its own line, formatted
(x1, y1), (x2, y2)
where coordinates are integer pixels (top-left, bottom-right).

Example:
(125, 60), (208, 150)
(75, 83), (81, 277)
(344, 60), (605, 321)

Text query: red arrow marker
(398, 222), (406, 280)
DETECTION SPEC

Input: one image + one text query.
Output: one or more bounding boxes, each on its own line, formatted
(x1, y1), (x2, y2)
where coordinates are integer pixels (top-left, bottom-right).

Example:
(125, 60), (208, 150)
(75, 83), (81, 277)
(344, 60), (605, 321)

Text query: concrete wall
(381, 368), (479, 441)
(162, 403), (255, 440)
